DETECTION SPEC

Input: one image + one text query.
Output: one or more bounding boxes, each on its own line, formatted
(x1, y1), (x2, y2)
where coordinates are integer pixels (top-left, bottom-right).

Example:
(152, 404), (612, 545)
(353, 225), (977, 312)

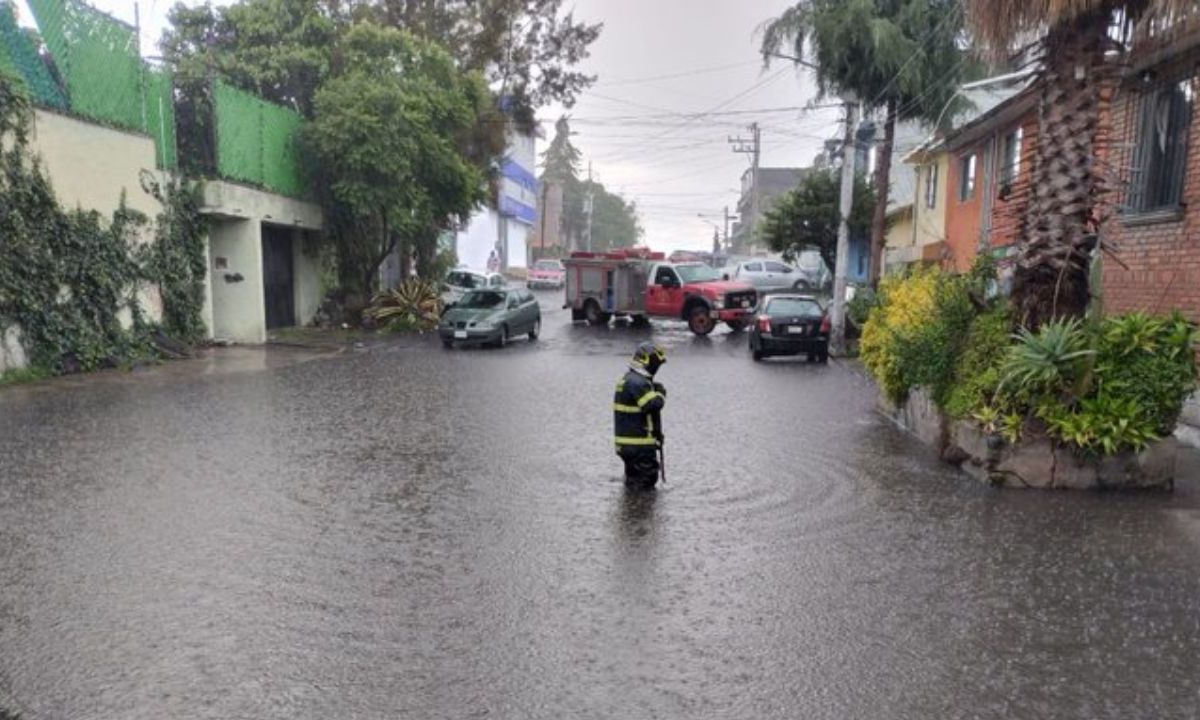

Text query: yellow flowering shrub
(859, 267), (941, 403)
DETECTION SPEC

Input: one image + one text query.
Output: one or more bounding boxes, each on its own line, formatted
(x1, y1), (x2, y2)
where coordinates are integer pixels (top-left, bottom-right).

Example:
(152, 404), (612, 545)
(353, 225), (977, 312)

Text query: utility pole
(583, 161), (595, 252)
(728, 123), (761, 252)
(830, 98), (859, 358)
(723, 205), (731, 250)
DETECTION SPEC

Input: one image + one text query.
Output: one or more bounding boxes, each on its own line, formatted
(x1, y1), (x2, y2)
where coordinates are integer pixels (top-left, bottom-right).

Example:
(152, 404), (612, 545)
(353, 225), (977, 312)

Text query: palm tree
(964, 0), (1190, 327)
(761, 0), (969, 288)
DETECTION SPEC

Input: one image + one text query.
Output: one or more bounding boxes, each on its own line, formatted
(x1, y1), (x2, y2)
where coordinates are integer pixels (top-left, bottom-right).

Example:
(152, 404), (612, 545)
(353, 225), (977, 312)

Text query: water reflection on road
(1, 290), (1199, 719)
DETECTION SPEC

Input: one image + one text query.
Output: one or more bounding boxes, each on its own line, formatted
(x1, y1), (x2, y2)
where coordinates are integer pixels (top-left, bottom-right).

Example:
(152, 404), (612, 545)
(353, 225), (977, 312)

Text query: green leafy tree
(301, 23), (490, 296)
(339, 0), (601, 130)
(584, 181), (642, 252)
(963, 0), (1187, 327)
(163, 0), (600, 132)
(761, 0), (969, 287)
(161, 0), (336, 115)
(759, 169), (874, 275)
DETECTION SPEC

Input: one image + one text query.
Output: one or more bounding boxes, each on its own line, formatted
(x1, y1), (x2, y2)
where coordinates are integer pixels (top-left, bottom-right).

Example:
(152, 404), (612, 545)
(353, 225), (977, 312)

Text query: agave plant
(365, 278), (444, 332)
(1000, 318), (1095, 400)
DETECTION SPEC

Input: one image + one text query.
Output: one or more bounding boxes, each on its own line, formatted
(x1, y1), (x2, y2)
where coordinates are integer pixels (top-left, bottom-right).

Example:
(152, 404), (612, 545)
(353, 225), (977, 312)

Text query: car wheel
(818, 349), (829, 364)
(794, 279), (811, 291)
(752, 349), (764, 361)
(687, 306), (716, 336)
(499, 325), (509, 348)
(529, 318), (541, 341)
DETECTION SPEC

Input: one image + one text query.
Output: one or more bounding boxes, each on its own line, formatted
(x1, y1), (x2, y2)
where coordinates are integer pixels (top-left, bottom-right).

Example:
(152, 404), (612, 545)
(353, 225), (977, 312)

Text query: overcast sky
(15, 0), (840, 252)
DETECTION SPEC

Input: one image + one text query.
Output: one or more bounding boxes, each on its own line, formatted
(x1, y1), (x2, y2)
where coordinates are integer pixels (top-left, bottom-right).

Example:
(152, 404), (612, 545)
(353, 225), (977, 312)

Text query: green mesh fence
(144, 67), (177, 170)
(27, 0), (141, 129)
(215, 82), (305, 197)
(0, 4), (67, 108)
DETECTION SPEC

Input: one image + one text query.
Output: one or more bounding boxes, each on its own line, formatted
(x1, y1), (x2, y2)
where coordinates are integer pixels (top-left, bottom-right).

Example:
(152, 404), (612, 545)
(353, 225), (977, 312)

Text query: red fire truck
(563, 248), (758, 335)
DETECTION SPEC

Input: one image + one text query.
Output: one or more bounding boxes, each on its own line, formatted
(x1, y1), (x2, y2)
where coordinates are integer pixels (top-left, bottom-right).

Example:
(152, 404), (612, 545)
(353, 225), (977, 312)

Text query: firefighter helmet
(632, 342), (667, 374)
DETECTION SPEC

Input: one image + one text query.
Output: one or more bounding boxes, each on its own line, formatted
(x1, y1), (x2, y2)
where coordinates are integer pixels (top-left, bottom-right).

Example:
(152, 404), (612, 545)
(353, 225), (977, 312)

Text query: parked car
(527, 259), (566, 289)
(443, 269), (505, 307)
(729, 259), (824, 293)
(438, 287), (541, 348)
(749, 294), (830, 362)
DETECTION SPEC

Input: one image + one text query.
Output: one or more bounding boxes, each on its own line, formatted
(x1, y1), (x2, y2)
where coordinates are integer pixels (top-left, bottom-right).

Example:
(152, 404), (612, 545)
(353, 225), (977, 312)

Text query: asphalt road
(2, 289), (1199, 719)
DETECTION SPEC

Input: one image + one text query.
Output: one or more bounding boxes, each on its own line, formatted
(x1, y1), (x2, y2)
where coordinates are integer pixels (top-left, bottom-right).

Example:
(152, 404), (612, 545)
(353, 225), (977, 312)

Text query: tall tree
(761, 0), (968, 287)
(760, 168), (875, 275)
(964, 0), (1187, 327)
(161, 0), (336, 115)
(302, 23), (490, 295)
(344, 0), (602, 130)
(584, 180), (642, 252)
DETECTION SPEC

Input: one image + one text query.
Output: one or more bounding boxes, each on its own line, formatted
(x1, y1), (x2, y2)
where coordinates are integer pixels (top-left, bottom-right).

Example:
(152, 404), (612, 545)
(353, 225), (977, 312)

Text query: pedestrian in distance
(613, 342), (668, 491)
(487, 249), (500, 273)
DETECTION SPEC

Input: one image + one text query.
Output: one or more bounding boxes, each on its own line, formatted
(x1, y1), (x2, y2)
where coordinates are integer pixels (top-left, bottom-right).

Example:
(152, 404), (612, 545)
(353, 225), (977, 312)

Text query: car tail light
(820, 314), (831, 333)
(757, 315), (771, 333)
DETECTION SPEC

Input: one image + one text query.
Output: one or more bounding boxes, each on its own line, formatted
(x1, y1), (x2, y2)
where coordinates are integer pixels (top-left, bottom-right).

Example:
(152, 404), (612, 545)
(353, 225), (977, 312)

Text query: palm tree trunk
(869, 99), (897, 287)
(1012, 9), (1112, 328)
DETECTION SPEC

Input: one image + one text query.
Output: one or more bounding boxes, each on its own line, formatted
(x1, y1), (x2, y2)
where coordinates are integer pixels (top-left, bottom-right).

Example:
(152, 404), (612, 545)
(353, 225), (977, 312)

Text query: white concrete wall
(456, 208), (500, 270)
(507, 220), (529, 269)
(292, 230), (322, 327)
(199, 181), (323, 343)
(29, 109), (165, 326)
(208, 218), (266, 345)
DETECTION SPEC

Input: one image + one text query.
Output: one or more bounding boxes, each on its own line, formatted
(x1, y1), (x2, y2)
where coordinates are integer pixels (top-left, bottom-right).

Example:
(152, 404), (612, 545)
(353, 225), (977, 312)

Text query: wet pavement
(2, 290), (1200, 719)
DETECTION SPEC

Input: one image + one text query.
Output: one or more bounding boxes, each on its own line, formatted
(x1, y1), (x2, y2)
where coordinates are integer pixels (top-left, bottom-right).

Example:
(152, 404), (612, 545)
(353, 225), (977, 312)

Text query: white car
(443, 269), (506, 307)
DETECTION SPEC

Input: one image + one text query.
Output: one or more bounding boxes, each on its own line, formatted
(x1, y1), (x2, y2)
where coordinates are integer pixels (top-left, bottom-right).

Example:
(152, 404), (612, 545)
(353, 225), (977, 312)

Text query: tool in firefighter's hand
(653, 410), (666, 484)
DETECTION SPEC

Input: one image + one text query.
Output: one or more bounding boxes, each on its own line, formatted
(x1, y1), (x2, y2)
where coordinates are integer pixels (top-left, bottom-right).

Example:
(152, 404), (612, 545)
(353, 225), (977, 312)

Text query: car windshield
(446, 271), (484, 289)
(534, 260), (562, 270)
(767, 297), (822, 316)
(675, 264), (721, 283)
(457, 290), (506, 309)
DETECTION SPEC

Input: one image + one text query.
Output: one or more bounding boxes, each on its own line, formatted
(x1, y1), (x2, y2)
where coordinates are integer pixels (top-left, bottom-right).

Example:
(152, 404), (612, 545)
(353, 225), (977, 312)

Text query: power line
(595, 60), (761, 87)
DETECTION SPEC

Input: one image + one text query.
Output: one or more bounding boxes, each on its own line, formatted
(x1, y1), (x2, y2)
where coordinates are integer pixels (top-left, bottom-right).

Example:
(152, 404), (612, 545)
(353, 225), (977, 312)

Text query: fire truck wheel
(687, 306), (716, 336)
(584, 300), (611, 326)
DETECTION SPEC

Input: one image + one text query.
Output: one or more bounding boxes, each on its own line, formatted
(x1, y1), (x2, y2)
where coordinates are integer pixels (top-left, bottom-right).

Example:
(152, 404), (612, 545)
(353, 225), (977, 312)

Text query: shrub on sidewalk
(859, 257), (1197, 456)
(365, 279), (444, 332)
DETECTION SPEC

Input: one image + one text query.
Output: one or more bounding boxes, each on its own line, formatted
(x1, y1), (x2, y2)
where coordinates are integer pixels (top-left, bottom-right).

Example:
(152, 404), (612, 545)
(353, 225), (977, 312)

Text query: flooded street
(2, 292), (1200, 719)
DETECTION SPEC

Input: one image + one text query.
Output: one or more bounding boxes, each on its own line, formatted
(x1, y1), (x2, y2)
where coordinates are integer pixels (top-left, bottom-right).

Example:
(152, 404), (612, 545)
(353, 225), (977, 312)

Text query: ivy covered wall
(0, 68), (208, 377)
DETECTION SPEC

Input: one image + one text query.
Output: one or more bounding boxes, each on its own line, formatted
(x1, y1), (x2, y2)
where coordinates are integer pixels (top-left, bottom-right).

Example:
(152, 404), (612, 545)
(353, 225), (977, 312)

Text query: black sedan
(749, 294), (830, 362)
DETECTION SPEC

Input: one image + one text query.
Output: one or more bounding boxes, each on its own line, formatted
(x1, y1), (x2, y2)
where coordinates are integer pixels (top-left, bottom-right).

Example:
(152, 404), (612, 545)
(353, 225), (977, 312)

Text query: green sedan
(439, 287), (542, 348)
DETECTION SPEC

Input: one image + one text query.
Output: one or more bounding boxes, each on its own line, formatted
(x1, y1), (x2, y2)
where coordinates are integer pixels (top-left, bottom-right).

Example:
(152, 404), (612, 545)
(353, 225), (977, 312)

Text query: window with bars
(924, 163), (939, 209)
(1126, 73), (1194, 214)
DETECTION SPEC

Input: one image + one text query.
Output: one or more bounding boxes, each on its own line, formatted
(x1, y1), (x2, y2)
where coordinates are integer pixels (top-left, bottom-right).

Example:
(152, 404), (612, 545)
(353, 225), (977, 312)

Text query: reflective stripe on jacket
(613, 368), (664, 446)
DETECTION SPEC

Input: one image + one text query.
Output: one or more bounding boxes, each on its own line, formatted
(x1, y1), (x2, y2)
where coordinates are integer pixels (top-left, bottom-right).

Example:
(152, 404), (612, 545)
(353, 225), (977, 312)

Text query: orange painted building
(939, 91), (1038, 273)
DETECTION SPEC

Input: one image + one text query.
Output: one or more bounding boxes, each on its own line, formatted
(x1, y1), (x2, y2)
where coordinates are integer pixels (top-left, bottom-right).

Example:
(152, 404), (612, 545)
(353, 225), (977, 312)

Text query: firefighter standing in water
(613, 343), (668, 489)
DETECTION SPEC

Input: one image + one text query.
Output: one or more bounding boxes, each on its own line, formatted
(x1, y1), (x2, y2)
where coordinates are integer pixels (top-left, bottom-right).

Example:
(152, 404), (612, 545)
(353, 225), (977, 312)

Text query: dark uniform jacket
(613, 367), (665, 448)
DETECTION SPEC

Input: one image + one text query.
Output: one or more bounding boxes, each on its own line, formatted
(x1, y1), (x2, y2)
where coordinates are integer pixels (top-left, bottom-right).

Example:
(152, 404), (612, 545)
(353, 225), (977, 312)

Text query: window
(508, 294), (520, 309)
(654, 266), (680, 286)
(1128, 74), (1194, 214)
(744, 262), (763, 272)
(1001, 128), (1023, 187)
(958, 153), (976, 202)
(766, 297), (822, 316)
(924, 163), (939, 209)
(765, 261), (792, 273)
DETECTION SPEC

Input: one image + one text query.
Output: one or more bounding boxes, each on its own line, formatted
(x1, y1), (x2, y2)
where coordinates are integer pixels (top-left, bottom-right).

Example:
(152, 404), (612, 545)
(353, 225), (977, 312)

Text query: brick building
(1101, 14), (1200, 318)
